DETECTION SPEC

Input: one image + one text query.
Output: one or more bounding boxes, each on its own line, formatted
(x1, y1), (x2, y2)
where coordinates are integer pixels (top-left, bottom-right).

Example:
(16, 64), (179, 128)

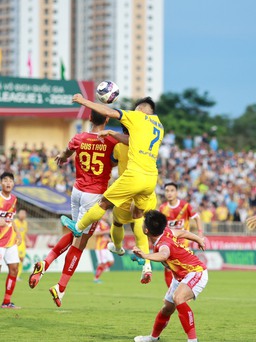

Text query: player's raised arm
(72, 93), (120, 119)
(171, 229), (205, 251)
(97, 130), (129, 145)
(133, 245), (170, 262)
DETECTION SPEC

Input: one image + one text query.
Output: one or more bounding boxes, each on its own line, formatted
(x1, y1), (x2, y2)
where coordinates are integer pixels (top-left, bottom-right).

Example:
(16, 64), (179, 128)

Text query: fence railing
(202, 221), (255, 236)
(27, 218), (63, 235)
(26, 218), (256, 236)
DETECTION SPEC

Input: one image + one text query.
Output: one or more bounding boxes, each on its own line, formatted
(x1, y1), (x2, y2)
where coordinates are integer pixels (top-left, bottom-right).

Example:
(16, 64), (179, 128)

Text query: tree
(231, 104), (256, 149)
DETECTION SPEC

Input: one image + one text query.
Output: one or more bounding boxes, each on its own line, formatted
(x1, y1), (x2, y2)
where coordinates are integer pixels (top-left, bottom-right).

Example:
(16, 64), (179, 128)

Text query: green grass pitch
(0, 270), (255, 341)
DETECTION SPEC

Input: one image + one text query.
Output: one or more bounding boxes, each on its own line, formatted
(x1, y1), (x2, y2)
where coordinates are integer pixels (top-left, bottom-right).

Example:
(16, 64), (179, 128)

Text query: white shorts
(165, 269), (208, 303)
(71, 187), (102, 234)
(0, 245), (20, 266)
(95, 249), (114, 264)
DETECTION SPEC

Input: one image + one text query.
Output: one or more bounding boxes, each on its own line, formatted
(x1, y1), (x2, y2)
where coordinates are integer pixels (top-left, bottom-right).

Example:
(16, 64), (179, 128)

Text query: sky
(164, 0), (256, 118)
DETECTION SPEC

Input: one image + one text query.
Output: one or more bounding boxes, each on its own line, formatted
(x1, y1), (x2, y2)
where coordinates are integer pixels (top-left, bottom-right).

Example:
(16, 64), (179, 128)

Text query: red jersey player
(29, 111), (126, 307)
(93, 214), (114, 283)
(0, 171), (22, 309)
(159, 182), (203, 287)
(132, 210), (207, 342)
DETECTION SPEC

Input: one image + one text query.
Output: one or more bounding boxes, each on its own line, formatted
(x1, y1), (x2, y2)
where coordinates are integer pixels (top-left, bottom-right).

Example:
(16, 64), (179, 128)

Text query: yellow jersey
(118, 110), (164, 175)
(113, 142), (129, 176)
(14, 218), (28, 250)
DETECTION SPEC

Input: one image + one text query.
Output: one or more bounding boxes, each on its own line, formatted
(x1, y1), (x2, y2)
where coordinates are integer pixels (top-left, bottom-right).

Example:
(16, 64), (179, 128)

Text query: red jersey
(95, 220), (110, 250)
(68, 132), (117, 194)
(159, 199), (198, 231)
(0, 192), (17, 248)
(154, 228), (206, 281)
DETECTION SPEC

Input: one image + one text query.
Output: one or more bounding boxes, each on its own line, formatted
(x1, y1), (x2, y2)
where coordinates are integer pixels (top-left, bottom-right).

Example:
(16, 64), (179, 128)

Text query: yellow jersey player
(59, 95), (164, 305)
(98, 125), (157, 284)
(14, 209), (31, 279)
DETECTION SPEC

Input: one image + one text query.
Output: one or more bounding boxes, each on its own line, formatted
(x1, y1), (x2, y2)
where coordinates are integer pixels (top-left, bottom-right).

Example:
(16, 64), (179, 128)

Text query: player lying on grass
(132, 210), (207, 342)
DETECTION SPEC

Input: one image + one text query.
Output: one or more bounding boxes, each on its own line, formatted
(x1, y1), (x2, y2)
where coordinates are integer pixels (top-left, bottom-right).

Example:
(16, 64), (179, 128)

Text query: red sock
(95, 264), (105, 280)
(44, 233), (73, 270)
(151, 311), (170, 338)
(3, 275), (17, 304)
(176, 302), (196, 339)
(58, 246), (82, 292)
(105, 261), (114, 269)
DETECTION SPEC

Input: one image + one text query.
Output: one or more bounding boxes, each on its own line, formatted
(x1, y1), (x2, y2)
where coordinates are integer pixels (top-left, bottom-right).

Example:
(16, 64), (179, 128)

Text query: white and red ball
(96, 81), (120, 104)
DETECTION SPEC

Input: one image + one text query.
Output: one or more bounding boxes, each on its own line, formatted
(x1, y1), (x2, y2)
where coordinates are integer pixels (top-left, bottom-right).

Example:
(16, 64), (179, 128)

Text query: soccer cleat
(49, 284), (65, 307)
(1, 302), (21, 309)
(107, 242), (125, 256)
(130, 253), (145, 265)
(29, 261), (45, 289)
(93, 279), (103, 284)
(140, 264), (152, 284)
(60, 215), (82, 238)
(134, 335), (159, 342)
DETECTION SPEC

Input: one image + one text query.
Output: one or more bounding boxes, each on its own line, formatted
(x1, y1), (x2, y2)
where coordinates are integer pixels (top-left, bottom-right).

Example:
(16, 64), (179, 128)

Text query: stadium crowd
(1, 135), (256, 224)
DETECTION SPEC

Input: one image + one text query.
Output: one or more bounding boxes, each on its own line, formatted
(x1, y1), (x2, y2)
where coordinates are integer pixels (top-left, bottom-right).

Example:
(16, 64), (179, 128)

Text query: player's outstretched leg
(29, 261), (45, 289)
(49, 284), (65, 307)
(61, 215), (82, 237)
(107, 242), (125, 256)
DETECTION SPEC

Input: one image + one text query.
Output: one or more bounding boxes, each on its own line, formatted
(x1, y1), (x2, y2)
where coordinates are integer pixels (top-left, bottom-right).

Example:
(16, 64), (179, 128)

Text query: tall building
(0, 0), (164, 101)
(75, 0), (164, 101)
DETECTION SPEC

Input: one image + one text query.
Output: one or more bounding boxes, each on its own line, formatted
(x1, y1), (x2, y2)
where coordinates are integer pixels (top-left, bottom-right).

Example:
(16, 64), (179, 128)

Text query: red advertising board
(190, 236), (256, 250)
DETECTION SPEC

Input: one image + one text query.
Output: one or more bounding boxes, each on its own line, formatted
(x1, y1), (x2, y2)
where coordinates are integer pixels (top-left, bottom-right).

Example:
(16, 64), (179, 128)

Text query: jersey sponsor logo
(68, 255), (78, 272)
(0, 211), (15, 221)
(168, 219), (185, 229)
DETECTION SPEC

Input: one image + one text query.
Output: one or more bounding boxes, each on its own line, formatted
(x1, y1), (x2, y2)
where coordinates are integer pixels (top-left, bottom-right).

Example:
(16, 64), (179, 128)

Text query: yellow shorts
(104, 169), (158, 210)
(113, 192), (157, 225)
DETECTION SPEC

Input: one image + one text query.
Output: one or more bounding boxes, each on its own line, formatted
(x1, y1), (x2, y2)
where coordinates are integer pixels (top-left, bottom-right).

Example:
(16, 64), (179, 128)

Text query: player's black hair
(91, 110), (107, 126)
(164, 182), (178, 190)
(0, 171), (14, 181)
(144, 210), (167, 236)
(134, 96), (155, 113)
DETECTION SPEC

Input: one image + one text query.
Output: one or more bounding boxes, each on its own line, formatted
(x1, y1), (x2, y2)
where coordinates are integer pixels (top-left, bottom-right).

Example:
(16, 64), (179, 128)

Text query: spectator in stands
(9, 142), (18, 165)
(1, 137), (256, 228)
(226, 194), (238, 220)
(183, 135), (193, 150)
(199, 202), (214, 224)
(162, 129), (175, 146)
(215, 201), (229, 222)
(209, 136), (218, 152)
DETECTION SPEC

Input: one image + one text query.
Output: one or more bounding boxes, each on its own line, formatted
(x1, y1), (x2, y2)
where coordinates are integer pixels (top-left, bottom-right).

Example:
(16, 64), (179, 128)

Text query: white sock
(188, 339), (198, 342)
(75, 223), (83, 232)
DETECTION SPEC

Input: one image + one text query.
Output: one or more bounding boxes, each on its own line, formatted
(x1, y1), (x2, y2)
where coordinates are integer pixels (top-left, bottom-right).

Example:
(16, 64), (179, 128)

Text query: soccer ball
(96, 81), (120, 104)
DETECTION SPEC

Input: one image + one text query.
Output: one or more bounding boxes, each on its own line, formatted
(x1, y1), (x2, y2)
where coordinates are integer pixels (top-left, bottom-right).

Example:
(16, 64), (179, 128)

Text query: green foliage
(1, 271), (255, 341)
(232, 104), (256, 150)
(111, 88), (255, 150)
